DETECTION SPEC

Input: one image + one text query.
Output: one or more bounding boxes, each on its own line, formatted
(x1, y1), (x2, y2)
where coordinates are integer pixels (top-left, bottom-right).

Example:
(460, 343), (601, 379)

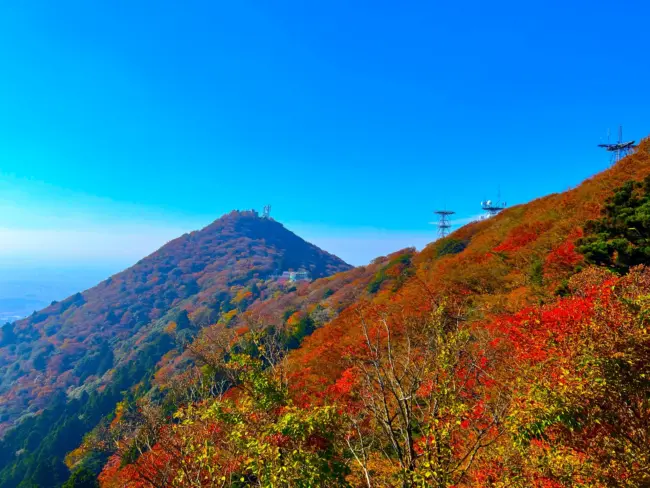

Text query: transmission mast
(433, 210), (455, 239)
(262, 205), (271, 219)
(598, 126), (636, 164)
(481, 190), (507, 217)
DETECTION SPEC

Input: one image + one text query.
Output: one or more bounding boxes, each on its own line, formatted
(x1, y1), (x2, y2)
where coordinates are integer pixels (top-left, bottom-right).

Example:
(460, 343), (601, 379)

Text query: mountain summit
(0, 210), (350, 436)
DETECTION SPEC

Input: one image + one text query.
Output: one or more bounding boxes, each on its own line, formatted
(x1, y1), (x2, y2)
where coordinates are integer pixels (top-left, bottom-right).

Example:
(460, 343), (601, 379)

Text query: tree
(99, 327), (350, 487)
(62, 467), (99, 488)
(0, 322), (16, 346)
(336, 300), (508, 487)
(29, 456), (70, 488)
(174, 310), (192, 331)
(491, 266), (650, 486)
(578, 175), (650, 273)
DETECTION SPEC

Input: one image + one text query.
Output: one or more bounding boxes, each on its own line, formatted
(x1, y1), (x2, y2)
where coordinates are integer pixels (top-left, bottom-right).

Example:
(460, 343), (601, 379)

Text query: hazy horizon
(0, 215), (445, 321)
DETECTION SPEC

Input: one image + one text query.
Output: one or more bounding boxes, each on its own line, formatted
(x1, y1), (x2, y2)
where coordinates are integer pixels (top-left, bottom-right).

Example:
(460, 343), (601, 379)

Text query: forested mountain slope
(288, 138), (650, 395)
(99, 140), (650, 487)
(0, 210), (351, 487)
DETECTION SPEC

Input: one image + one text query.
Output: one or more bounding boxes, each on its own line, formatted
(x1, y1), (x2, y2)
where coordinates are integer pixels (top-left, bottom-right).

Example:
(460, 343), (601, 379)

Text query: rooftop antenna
(481, 189), (507, 217)
(433, 210), (455, 239)
(598, 126), (636, 164)
(262, 204), (271, 219)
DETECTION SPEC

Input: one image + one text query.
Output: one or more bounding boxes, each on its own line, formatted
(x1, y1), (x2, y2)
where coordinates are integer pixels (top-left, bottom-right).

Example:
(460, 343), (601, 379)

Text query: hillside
(149, 247), (416, 389)
(0, 210), (351, 487)
(97, 140), (650, 487)
(288, 139), (650, 394)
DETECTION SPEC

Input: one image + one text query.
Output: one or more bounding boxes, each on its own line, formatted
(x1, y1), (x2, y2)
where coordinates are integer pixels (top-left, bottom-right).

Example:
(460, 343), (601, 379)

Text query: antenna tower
(598, 126), (637, 164)
(262, 205), (271, 219)
(481, 189), (507, 217)
(433, 210), (455, 239)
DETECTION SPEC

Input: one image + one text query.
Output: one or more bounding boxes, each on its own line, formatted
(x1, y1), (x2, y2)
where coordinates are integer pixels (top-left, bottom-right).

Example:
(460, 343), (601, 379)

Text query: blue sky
(0, 0), (648, 268)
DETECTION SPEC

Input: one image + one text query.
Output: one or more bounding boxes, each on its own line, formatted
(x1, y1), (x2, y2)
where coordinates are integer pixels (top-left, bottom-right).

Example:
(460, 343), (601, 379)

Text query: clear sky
(0, 0), (648, 268)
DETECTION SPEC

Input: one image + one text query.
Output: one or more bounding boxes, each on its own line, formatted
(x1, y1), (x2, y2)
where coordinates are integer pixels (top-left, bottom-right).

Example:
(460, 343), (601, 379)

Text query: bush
(435, 238), (469, 258)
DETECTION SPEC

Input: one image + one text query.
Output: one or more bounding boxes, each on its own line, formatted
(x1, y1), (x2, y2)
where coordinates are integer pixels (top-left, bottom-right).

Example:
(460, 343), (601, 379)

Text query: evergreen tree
(578, 175), (650, 273)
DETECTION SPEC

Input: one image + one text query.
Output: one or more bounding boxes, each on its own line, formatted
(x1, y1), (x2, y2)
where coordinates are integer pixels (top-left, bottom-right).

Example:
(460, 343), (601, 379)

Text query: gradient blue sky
(0, 0), (648, 268)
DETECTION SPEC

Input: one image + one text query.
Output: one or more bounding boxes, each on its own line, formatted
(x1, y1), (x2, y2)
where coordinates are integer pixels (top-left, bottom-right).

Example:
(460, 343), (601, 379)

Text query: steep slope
(151, 247), (416, 387)
(0, 210), (350, 486)
(98, 140), (650, 487)
(290, 138), (650, 394)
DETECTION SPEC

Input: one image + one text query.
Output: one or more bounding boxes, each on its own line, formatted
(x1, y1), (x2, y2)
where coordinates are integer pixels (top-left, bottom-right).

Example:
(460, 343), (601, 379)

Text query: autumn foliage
(100, 264), (650, 486)
(6, 139), (650, 487)
(86, 139), (650, 486)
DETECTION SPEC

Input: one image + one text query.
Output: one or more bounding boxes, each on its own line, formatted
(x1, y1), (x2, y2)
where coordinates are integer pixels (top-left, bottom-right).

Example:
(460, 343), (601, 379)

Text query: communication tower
(433, 210), (455, 239)
(262, 205), (271, 219)
(481, 191), (507, 217)
(598, 126), (636, 164)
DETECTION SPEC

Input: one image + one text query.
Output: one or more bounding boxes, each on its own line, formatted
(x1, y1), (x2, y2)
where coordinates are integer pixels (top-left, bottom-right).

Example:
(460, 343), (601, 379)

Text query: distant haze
(0, 219), (447, 322)
(0, 265), (120, 322)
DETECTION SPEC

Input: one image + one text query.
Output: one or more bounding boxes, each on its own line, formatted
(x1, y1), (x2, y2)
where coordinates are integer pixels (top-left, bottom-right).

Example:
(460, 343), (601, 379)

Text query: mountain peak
(0, 212), (351, 437)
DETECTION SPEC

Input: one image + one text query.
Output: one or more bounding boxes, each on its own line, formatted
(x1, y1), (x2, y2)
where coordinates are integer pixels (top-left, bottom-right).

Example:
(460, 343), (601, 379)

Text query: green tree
(29, 457), (69, 488)
(0, 322), (16, 345)
(62, 467), (99, 488)
(175, 309), (192, 330)
(578, 175), (650, 273)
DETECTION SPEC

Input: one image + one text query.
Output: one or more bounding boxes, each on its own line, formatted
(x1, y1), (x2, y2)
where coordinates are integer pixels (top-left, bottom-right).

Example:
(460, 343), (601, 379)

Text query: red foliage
(544, 239), (583, 277)
(489, 293), (597, 362)
(493, 222), (551, 253)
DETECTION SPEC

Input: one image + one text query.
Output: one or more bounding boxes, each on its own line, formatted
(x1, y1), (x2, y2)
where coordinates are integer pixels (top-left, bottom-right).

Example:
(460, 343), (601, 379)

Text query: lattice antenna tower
(433, 210), (455, 239)
(262, 204), (271, 219)
(598, 126), (637, 165)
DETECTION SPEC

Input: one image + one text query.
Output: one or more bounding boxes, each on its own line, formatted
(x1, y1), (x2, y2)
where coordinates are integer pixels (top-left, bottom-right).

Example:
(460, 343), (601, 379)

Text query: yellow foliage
(110, 401), (126, 429)
(222, 309), (238, 324)
(64, 445), (86, 469)
(232, 289), (253, 304)
(164, 321), (177, 334)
